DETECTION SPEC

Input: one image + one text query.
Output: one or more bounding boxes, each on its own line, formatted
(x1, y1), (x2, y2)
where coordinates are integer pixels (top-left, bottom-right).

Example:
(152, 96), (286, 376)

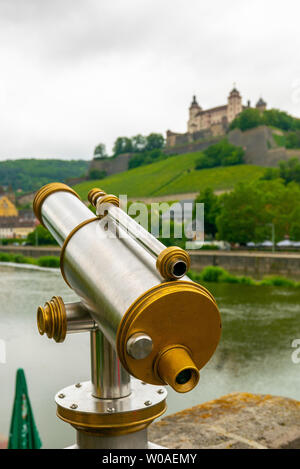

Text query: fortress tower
(187, 96), (201, 133)
(227, 87), (243, 123)
(166, 87), (267, 148)
(187, 87), (244, 135)
(256, 97), (267, 112)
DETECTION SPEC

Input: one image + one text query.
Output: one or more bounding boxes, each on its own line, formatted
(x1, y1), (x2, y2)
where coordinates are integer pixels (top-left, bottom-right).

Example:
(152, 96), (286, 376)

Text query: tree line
(24, 157), (300, 248)
(195, 139), (245, 169)
(230, 108), (300, 148)
(195, 158), (300, 244)
(0, 159), (89, 193)
(94, 133), (166, 169)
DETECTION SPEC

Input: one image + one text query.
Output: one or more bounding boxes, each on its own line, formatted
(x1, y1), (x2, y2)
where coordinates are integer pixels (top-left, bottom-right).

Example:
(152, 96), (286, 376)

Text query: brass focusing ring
(96, 194), (120, 208)
(33, 183), (80, 225)
(60, 217), (100, 288)
(88, 188), (107, 207)
(156, 246), (191, 280)
(37, 296), (67, 343)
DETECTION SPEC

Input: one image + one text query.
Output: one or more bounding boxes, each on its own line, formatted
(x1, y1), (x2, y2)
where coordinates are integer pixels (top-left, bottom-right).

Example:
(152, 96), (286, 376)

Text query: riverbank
(1, 246), (300, 277)
(189, 266), (300, 288)
(0, 246), (60, 258)
(1, 254), (300, 288)
(0, 252), (59, 267)
(189, 250), (300, 278)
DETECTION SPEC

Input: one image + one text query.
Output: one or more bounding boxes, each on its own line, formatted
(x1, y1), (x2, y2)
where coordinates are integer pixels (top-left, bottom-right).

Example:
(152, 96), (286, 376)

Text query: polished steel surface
(63, 217), (163, 345)
(76, 427), (148, 449)
(90, 329), (130, 399)
(96, 200), (189, 280)
(65, 302), (97, 334)
(41, 191), (92, 245)
(96, 202), (165, 258)
(126, 333), (153, 360)
(39, 191), (192, 347)
(39, 190), (164, 345)
(55, 379), (167, 414)
(39, 190), (193, 348)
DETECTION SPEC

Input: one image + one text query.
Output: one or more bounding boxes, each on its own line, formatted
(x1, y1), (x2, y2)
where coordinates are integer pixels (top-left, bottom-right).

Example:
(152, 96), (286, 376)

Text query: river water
(0, 264), (300, 448)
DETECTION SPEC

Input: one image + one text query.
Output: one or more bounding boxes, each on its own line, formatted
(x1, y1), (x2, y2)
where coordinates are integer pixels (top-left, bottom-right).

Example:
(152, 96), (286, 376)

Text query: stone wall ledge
(149, 392), (300, 449)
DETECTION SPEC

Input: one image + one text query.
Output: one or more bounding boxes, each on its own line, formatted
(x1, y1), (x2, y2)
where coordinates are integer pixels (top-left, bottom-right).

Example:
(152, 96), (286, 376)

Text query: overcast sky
(0, 0), (300, 160)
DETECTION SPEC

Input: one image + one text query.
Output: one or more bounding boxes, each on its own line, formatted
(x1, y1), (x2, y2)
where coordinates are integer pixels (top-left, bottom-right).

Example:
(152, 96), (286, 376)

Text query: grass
(0, 253), (60, 268)
(272, 132), (286, 147)
(74, 151), (265, 199)
(0, 254), (298, 287)
(189, 266), (300, 288)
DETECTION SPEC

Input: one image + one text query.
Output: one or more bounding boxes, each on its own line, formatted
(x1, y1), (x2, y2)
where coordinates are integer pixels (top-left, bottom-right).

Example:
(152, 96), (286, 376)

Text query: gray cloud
(0, 0), (299, 159)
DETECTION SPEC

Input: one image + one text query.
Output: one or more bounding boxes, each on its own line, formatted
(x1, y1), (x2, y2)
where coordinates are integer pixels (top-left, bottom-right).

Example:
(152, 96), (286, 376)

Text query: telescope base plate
(55, 379), (167, 438)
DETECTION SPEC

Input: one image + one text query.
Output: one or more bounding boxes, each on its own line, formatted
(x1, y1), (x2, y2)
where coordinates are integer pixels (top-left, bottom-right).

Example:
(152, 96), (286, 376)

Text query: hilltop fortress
(166, 87), (267, 147)
(164, 87), (300, 167)
(86, 87), (300, 183)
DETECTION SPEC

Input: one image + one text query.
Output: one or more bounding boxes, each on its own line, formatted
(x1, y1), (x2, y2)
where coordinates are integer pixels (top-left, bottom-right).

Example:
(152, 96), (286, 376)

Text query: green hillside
(74, 151), (265, 199)
(0, 159), (89, 193)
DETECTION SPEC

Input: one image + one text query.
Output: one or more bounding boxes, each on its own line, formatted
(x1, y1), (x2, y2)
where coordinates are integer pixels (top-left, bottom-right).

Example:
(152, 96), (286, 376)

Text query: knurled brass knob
(37, 296), (67, 343)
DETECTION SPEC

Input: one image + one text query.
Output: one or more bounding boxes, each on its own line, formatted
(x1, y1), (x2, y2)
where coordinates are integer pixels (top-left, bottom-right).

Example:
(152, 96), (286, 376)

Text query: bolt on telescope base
(55, 379), (167, 449)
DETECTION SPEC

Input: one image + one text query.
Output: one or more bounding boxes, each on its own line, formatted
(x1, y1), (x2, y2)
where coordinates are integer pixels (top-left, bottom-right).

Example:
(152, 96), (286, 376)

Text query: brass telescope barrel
(34, 183), (221, 393)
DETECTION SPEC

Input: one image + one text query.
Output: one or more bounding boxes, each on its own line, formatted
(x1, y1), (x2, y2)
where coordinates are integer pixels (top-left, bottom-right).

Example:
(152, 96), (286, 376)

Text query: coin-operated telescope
(33, 183), (221, 449)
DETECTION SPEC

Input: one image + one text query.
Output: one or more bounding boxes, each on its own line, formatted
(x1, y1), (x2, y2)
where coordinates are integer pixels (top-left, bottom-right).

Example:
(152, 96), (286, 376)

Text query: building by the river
(0, 189), (36, 239)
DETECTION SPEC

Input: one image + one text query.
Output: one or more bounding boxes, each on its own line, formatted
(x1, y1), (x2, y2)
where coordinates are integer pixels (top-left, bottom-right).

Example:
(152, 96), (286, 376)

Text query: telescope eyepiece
(171, 260), (187, 278)
(176, 369), (192, 385)
(156, 346), (200, 393)
(156, 247), (190, 281)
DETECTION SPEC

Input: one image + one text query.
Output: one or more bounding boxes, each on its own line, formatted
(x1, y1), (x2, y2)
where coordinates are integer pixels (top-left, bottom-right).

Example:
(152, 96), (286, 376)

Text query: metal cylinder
(93, 190), (190, 280)
(37, 297), (97, 342)
(90, 329), (130, 399)
(76, 428), (148, 449)
(34, 183), (222, 393)
(62, 216), (165, 345)
(97, 200), (167, 258)
(34, 184), (92, 245)
(65, 302), (97, 334)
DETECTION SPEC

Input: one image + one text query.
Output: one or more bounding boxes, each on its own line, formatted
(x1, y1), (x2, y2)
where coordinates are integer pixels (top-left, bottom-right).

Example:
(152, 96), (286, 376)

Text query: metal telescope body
(34, 183), (221, 449)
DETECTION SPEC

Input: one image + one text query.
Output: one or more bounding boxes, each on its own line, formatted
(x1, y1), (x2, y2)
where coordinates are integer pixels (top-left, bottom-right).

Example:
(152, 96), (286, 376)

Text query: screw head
(70, 403), (78, 409)
(75, 383), (82, 388)
(157, 389), (164, 394)
(58, 393), (65, 399)
(107, 407), (115, 413)
(144, 400), (152, 406)
(126, 333), (153, 360)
